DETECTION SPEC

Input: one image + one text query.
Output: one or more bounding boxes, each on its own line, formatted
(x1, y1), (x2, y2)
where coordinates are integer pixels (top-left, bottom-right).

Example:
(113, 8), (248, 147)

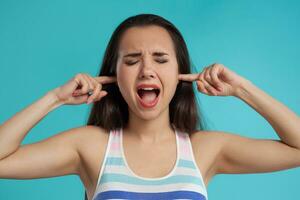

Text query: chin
(136, 111), (162, 121)
(133, 102), (170, 121)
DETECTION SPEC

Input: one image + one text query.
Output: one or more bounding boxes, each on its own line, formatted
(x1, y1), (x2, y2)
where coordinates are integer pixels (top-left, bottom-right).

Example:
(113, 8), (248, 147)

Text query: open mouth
(136, 88), (160, 108)
(137, 88), (160, 98)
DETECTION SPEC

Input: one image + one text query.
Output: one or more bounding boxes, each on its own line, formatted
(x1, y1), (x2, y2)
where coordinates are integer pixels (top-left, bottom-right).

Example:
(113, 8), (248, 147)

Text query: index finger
(178, 73), (199, 82)
(94, 76), (117, 84)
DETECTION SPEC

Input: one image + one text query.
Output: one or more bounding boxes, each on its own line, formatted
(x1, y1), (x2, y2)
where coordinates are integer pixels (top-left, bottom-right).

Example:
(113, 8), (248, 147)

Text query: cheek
(118, 77), (130, 94)
(117, 64), (138, 78)
(162, 60), (179, 76)
(166, 78), (178, 96)
(117, 66), (136, 99)
(159, 63), (179, 86)
(117, 65), (130, 85)
(160, 73), (179, 100)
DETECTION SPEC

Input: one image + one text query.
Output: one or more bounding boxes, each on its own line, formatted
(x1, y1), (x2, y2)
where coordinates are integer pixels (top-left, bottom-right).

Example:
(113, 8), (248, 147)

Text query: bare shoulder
(189, 129), (228, 156)
(73, 125), (110, 152)
(59, 125), (109, 157)
(189, 130), (229, 186)
(190, 129), (228, 144)
(73, 125), (110, 168)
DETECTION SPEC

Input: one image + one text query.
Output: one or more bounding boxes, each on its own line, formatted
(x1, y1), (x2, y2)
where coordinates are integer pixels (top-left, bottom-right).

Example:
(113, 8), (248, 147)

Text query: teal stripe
(177, 159), (197, 169)
(99, 173), (204, 187)
(106, 157), (197, 169)
(106, 157), (125, 165)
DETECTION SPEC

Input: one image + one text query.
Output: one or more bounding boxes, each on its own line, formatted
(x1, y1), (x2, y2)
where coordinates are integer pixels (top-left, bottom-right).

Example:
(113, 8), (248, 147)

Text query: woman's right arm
(0, 73), (116, 179)
(0, 92), (63, 160)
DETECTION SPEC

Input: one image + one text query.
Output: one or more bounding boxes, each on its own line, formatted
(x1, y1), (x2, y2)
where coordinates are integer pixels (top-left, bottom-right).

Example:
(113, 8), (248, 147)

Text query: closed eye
(125, 60), (139, 65)
(124, 59), (168, 66)
(156, 59), (168, 64)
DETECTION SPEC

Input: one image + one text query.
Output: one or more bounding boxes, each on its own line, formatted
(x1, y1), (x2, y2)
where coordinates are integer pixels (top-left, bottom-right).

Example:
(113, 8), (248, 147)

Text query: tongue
(140, 91), (157, 103)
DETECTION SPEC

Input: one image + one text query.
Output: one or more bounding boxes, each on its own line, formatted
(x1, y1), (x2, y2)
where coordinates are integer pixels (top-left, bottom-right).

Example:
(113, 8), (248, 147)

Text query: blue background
(0, 0), (299, 199)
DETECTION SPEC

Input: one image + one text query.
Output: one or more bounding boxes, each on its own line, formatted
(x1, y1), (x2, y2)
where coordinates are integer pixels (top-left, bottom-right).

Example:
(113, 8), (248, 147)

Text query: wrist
(45, 89), (64, 110)
(233, 79), (254, 99)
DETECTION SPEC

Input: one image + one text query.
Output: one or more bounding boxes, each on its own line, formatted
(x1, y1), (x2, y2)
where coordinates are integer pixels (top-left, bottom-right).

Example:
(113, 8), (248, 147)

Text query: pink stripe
(181, 145), (190, 156)
(178, 133), (186, 139)
(110, 141), (120, 151)
(177, 133), (191, 157)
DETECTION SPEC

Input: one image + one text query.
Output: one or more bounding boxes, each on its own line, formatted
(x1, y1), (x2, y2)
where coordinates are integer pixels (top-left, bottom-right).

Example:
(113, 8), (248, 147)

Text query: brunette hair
(84, 13), (207, 200)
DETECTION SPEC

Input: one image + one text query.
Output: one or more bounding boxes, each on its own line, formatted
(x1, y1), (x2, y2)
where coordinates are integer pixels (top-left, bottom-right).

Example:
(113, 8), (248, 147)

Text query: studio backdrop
(0, 0), (299, 199)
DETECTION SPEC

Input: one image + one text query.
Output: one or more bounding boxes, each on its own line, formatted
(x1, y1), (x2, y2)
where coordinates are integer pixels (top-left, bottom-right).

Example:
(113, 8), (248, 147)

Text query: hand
(51, 73), (117, 105)
(178, 63), (248, 96)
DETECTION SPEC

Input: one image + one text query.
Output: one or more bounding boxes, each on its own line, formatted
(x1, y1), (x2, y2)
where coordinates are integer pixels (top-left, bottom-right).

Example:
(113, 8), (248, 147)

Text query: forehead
(118, 25), (175, 56)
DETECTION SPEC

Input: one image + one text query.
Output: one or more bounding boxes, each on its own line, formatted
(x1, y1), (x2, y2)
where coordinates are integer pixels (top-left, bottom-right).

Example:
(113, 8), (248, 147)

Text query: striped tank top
(91, 128), (208, 200)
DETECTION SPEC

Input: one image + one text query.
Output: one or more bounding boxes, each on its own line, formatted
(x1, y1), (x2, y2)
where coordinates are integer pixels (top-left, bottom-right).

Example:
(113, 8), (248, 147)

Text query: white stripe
(103, 165), (204, 179)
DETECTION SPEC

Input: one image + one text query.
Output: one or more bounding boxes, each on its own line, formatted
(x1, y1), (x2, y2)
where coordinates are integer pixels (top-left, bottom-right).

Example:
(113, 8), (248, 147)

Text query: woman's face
(116, 25), (179, 120)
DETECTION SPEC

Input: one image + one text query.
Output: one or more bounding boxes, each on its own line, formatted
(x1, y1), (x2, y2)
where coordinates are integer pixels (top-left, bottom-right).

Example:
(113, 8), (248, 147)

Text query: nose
(138, 56), (156, 79)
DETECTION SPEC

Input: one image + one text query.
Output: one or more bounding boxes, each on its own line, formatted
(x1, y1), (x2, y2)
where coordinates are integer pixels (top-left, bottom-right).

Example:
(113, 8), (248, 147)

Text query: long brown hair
(84, 14), (208, 200)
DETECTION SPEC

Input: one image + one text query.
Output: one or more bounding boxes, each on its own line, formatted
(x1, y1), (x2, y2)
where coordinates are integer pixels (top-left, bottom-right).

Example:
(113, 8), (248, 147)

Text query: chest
(122, 135), (178, 179)
(79, 132), (218, 200)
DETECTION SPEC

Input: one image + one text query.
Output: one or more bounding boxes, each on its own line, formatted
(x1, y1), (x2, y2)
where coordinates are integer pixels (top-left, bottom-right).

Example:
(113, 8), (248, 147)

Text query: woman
(0, 14), (299, 200)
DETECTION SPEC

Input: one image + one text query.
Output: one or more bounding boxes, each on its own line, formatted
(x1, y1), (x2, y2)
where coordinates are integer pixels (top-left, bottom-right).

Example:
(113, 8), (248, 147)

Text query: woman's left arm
(179, 63), (300, 174)
(234, 75), (300, 149)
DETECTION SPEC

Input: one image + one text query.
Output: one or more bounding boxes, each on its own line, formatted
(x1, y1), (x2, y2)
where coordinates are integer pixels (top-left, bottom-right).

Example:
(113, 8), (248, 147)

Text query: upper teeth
(141, 88), (156, 90)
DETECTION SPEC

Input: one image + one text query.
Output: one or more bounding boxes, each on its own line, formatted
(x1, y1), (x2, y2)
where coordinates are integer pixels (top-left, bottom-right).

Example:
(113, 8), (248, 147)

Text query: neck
(124, 107), (175, 144)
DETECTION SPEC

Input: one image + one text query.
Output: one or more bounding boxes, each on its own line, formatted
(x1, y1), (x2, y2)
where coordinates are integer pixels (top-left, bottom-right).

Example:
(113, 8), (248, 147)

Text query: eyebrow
(123, 51), (169, 58)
